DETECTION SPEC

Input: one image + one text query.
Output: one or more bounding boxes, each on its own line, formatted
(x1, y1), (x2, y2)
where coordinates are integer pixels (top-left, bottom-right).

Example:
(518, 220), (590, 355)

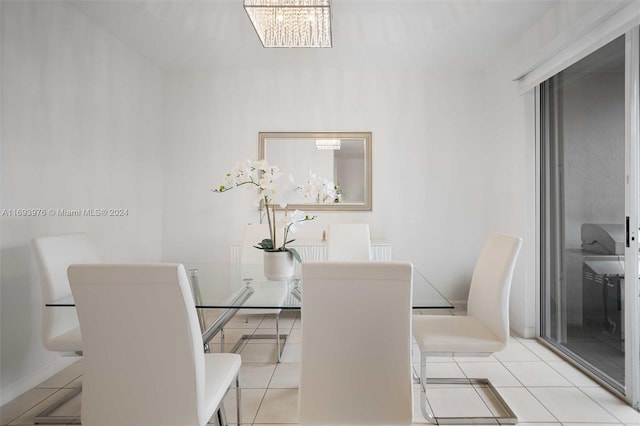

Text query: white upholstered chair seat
(44, 327), (83, 353)
(412, 316), (503, 354)
(203, 354), (242, 420)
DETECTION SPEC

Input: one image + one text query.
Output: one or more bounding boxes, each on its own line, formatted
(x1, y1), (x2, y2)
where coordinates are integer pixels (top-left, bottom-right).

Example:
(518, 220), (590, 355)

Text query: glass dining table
(47, 262), (453, 349)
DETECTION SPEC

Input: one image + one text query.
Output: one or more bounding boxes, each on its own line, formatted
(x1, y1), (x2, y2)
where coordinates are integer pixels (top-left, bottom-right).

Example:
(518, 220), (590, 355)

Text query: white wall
(0, 1), (164, 404)
(161, 67), (491, 304)
(483, 0), (611, 337)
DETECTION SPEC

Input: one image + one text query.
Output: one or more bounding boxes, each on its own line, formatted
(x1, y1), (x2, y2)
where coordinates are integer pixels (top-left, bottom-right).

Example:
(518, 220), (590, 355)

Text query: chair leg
(236, 374), (241, 425)
(276, 313), (281, 363)
(412, 366), (420, 384)
(418, 351), (518, 425)
(211, 375), (241, 426)
(215, 404), (228, 426)
(419, 351), (438, 424)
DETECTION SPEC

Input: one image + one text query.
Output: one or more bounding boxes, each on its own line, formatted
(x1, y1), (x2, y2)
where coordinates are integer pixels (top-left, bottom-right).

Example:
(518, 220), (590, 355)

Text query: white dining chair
(326, 223), (372, 261)
(68, 263), (241, 426)
(300, 261), (414, 425)
(34, 232), (99, 354)
(233, 223), (287, 362)
(412, 233), (522, 425)
(32, 233), (99, 423)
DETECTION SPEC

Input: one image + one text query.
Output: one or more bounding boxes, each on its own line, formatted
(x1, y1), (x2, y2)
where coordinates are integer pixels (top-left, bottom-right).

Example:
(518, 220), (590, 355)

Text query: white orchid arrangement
(301, 171), (337, 204)
(212, 159), (316, 263)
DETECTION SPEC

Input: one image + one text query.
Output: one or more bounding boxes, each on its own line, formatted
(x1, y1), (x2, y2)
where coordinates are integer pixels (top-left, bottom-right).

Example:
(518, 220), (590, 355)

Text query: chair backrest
(68, 263), (207, 426)
(326, 223), (372, 261)
(467, 233), (523, 346)
(300, 261), (413, 425)
(241, 223), (270, 264)
(33, 233), (99, 351)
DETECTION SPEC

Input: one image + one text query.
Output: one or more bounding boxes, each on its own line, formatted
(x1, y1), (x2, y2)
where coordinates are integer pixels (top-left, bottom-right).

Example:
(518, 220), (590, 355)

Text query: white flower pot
(263, 251), (295, 280)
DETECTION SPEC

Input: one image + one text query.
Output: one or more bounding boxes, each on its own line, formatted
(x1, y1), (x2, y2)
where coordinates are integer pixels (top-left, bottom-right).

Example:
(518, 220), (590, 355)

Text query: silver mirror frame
(258, 132), (372, 211)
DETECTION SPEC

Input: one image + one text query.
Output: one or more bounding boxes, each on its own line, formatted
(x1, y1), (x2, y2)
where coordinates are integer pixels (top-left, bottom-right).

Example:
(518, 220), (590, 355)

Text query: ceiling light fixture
(315, 139), (341, 150)
(244, 0), (332, 48)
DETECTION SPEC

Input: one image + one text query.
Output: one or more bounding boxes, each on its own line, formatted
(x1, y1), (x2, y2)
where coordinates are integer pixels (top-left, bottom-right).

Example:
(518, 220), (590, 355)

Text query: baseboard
(518, 326), (537, 339)
(510, 317), (537, 339)
(0, 356), (78, 406)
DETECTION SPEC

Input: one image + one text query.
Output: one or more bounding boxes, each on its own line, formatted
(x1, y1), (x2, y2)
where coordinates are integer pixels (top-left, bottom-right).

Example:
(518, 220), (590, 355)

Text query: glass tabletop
(47, 262), (453, 310)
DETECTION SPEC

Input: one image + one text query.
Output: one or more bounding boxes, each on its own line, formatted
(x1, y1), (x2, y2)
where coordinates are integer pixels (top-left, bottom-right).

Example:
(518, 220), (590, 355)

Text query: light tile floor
(3, 310), (640, 425)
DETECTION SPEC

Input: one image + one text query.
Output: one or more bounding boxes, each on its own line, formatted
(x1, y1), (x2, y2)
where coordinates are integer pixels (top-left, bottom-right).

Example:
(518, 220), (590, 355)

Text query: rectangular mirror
(259, 132), (372, 211)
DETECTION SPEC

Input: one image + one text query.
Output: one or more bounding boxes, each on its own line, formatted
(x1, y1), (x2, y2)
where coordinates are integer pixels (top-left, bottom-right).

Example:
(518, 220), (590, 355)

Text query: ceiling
(70, 0), (559, 71)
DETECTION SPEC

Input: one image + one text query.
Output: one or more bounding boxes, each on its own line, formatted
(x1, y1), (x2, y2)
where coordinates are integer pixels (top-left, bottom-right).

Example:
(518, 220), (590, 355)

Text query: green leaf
(289, 248), (302, 263)
(255, 238), (274, 250)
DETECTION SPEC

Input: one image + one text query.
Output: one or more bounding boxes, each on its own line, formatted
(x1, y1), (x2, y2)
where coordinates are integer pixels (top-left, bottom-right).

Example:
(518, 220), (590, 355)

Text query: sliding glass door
(540, 30), (639, 404)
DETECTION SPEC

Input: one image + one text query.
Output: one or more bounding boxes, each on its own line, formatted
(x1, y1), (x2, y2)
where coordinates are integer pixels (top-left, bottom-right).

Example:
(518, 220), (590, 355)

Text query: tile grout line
(536, 343), (628, 424)
(495, 354), (563, 424)
(497, 338), (630, 424)
(5, 388), (74, 426)
(237, 318), (290, 425)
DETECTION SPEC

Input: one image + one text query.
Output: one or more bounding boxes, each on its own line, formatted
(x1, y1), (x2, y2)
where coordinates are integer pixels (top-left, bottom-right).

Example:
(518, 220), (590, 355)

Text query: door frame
(536, 26), (640, 406)
(624, 26), (640, 409)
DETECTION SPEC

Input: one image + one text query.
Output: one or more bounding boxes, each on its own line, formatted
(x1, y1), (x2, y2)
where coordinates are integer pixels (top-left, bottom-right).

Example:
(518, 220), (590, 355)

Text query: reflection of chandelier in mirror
(315, 139), (341, 150)
(244, 0), (332, 48)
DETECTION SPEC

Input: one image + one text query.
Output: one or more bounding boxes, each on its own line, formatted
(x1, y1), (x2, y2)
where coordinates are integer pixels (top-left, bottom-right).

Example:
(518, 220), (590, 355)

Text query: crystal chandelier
(244, 0), (332, 48)
(315, 139), (341, 150)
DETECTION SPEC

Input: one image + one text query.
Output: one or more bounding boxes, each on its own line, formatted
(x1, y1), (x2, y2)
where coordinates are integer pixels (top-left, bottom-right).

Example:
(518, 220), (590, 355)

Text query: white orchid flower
(231, 160), (254, 184)
(302, 182), (315, 198)
(253, 159), (268, 171)
(258, 177), (272, 189)
(222, 173), (235, 189)
(286, 209), (313, 235)
(288, 222), (298, 234)
(262, 186), (277, 203)
(263, 169), (282, 184)
(286, 211), (303, 234)
(289, 209), (306, 223)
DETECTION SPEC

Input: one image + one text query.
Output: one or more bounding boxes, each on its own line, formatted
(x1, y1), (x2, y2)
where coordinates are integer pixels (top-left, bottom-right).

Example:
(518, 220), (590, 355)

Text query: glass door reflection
(541, 35), (626, 391)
